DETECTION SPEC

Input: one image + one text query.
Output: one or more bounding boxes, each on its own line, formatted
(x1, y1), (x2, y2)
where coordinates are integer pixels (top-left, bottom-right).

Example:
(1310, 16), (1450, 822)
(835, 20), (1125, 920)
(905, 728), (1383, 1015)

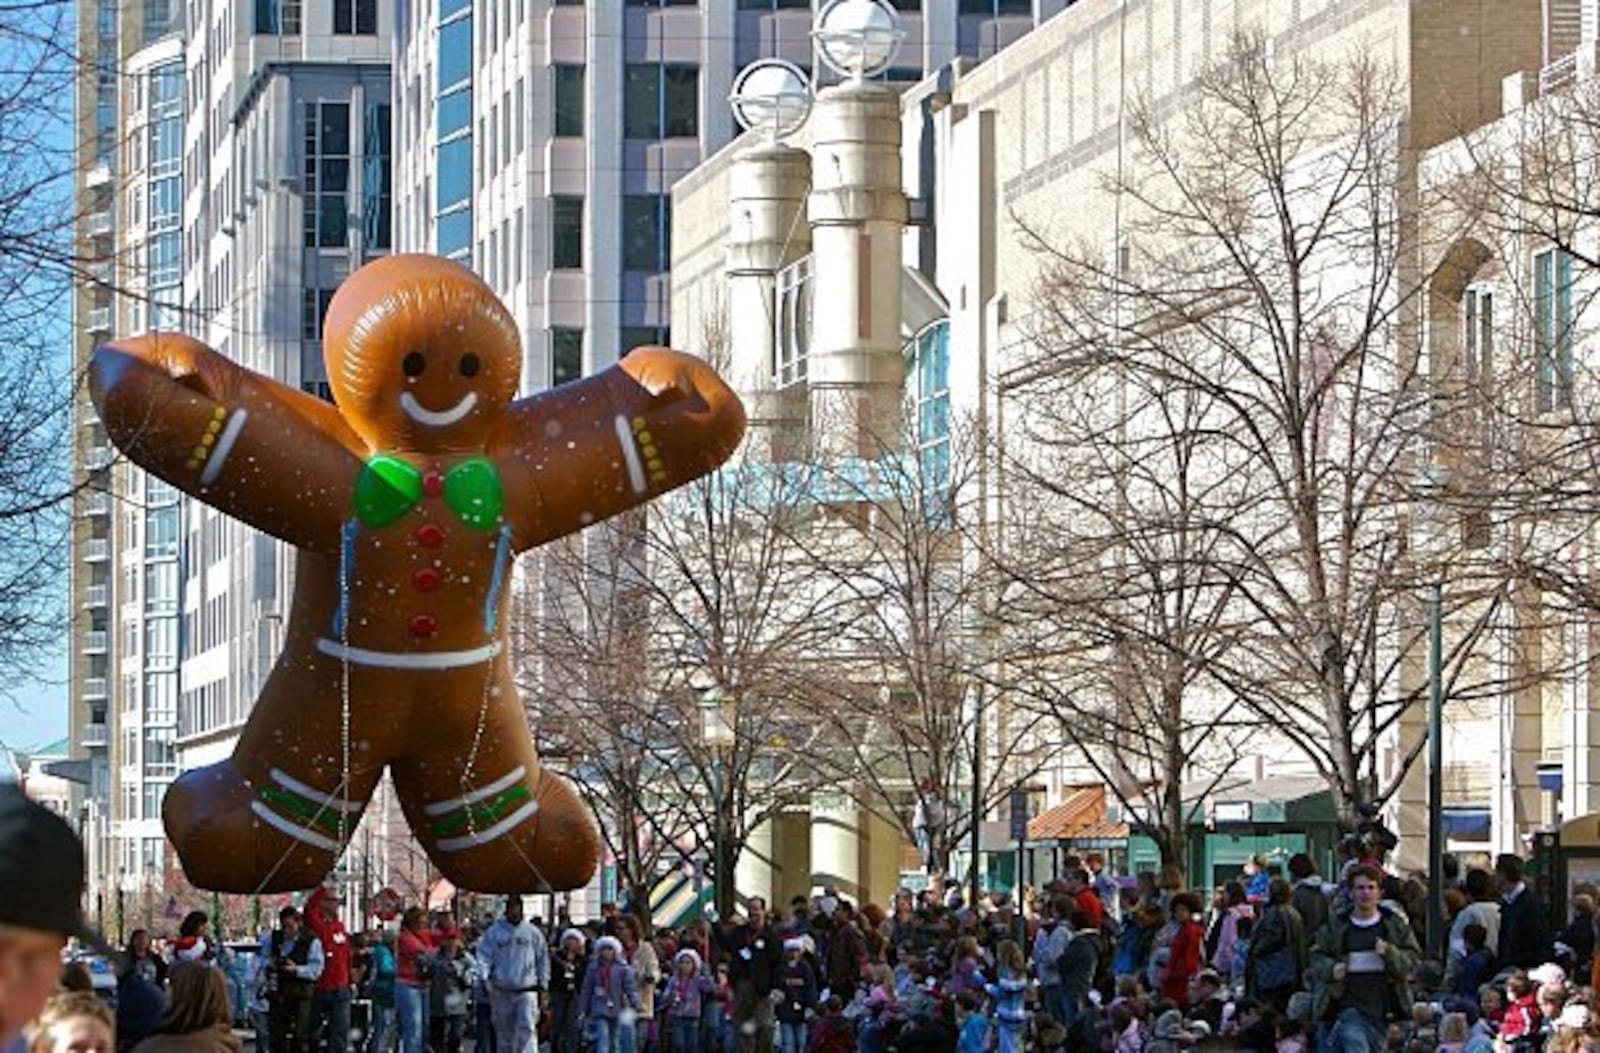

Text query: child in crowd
(984, 941), (1029, 1053)
(1404, 1002), (1439, 1053)
(953, 991), (989, 1053)
(1437, 1012), (1470, 1053)
(806, 995), (855, 1053)
(28, 992), (115, 1053)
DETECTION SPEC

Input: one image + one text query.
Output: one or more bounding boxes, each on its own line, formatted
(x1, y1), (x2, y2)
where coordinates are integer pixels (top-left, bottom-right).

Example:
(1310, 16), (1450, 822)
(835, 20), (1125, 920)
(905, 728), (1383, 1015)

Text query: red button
(413, 567), (442, 592)
(409, 613), (438, 638)
(422, 470), (444, 497)
(415, 523), (446, 547)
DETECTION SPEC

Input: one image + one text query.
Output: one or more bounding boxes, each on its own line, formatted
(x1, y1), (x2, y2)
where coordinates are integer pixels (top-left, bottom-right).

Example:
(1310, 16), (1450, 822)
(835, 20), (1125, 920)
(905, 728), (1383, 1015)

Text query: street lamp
(1413, 466), (1453, 959)
(698, 683), (738, 920)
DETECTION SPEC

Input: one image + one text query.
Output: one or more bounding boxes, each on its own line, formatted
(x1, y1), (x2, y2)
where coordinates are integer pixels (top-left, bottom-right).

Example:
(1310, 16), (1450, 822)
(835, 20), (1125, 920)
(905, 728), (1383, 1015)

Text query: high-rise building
(69, 0), (391, 914)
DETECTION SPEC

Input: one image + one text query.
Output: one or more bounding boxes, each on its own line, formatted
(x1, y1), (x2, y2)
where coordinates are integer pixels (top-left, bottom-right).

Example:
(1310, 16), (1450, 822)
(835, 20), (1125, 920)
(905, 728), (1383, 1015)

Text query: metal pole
(969, 686), (985, 910)
(1427, 581), (1445, 959)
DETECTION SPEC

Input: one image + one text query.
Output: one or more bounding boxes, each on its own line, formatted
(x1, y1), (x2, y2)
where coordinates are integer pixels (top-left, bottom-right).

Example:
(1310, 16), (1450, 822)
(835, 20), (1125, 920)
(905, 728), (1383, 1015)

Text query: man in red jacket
(305, 885), (353, 1053)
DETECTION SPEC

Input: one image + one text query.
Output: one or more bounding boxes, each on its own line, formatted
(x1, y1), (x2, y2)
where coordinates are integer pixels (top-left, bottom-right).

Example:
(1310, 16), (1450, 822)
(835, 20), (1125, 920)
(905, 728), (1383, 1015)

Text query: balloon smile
(401, 391), (478, 427)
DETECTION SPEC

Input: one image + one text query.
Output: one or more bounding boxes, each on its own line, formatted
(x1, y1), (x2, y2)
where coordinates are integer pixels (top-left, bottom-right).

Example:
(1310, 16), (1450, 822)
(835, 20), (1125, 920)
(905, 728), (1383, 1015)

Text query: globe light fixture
(813, 0), (903, 82)
(729, 59), (814, 143)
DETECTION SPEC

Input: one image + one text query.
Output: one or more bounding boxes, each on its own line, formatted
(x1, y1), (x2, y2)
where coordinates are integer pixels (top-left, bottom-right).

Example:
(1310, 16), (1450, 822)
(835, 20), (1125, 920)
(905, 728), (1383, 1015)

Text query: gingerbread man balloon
(89, 254), (746, 893)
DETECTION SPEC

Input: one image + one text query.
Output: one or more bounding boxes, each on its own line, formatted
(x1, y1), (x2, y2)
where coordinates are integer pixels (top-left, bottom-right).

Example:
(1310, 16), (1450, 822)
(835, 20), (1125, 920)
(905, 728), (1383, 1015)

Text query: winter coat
(130, 1028), (241, 1053)
(1291, 877), (1331, 939)
(660, 973), (713, 1020)
(1160, 921), (1203, 1005)
(1305, 907), (1421, 1024)
(774, 959), (818, 1024)
(1247, 901), (1306, 997)
(576, 959), (638, 1021)
(1059, 930), (1101, 1005)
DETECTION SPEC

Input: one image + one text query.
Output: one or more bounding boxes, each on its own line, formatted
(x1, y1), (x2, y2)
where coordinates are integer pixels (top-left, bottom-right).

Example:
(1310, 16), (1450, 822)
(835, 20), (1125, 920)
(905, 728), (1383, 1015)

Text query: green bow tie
(354, 455), (505, 531)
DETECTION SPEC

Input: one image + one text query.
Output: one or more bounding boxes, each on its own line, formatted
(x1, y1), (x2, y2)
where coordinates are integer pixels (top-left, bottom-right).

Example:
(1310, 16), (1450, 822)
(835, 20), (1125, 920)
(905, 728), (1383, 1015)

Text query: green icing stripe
(259, 785), (341, 834)
(430, 785), (532, 837)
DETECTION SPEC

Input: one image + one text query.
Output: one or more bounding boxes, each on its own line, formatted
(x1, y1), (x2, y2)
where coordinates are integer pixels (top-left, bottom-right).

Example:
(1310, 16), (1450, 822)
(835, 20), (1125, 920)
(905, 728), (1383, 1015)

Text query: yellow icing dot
(637, 431), (653, 444)
(207, 420), (222, 434)
(632, 416), (647, 429)
(192, 447), (207, 460)
(185, 459), (200, 470)
(213, 406), (227, 420)
(201, 434), (216, 447)
(643, 445), (658, 457)
(646, 459), (662, 471)
(651, 472), (667, 483)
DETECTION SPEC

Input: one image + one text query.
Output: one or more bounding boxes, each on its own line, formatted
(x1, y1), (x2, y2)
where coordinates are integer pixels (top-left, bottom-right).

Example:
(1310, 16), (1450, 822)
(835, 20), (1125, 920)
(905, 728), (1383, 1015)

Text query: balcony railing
(84, 538), (109, 562)
(1541, 51), (1580, 95)
(82, 677), (108, 701)
(82, 491), (110, 516)
(81, 722), (108, 749)
(85, 446), (113, 471)
(83, 584), (108, 608)
(84, 630), (107, 653)
(87, 210), (113, 238)
(88, 306), (111, 332)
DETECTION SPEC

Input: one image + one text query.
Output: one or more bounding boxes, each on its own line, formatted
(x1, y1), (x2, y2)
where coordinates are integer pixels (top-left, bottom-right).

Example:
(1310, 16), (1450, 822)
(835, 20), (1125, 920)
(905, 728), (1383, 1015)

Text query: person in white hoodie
(1444, 869), (1501, 988)
(475, 898), (549, 1053)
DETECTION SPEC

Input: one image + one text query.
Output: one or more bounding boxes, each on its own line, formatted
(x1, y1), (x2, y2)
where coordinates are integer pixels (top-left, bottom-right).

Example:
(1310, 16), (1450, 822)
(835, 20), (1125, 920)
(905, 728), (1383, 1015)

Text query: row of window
(255, 0), (373, 35)
(1460, 248), (1575, 415)
(303, 101), (393, 251)
(550, 194), (673, 272)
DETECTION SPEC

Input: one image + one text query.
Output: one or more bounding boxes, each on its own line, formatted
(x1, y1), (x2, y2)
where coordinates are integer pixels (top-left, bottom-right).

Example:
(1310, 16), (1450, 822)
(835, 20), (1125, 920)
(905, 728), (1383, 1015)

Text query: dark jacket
(1498, 886), (1549, 970)
(717, 923), (779, 995)
(1246, 901), (1306, 996)
(1058, 929), (1101, 1004)
(1306, 907), (1421, 1023)
(774, 959), (818, 1024)
(1291, 877), (1331, 940)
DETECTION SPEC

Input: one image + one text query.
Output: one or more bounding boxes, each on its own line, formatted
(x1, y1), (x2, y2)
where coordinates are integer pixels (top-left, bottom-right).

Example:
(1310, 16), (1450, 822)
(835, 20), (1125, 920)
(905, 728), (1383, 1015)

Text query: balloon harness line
(245, 519), (552, 900)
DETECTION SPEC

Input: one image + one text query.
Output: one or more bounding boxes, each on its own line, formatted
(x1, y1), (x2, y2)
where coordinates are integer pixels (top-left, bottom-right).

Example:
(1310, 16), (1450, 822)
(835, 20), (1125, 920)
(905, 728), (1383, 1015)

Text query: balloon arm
(491, 346), (746, 549)
(89, 335), (365, 552)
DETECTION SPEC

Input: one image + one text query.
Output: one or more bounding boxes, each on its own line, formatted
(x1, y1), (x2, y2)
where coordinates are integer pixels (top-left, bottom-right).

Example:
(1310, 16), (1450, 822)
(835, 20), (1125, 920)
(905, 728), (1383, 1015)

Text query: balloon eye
(402, 352), (426, 377)
(460, 353), (481, 378)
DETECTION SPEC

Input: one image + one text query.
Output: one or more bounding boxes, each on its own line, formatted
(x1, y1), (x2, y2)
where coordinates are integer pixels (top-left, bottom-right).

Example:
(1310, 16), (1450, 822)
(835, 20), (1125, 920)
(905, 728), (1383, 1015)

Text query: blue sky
(3, 640), (67, 750)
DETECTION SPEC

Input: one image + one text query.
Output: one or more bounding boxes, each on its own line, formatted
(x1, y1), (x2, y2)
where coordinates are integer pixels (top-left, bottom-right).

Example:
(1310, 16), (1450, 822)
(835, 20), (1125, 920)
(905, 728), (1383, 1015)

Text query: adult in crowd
(1159, 893), (1204, 1006)
(0, 784), (99, 1053)
(1245, 877), (1305, 1013)
(1495, 853), (1549, 970)
(262, 906), (322, 1053)
(823, 902), (866, 998)
(1056, 906), (1102, 1036)
(546, 930), (586, 1053)
(394, 909), (433, 1053)
(1030, 898), (1070, 1025)
(1306, 864), (1420, 1053)
(1561, 892), (1596, 977)
(476, 898), (547, 1053)
(1445, 867), (1502, 987)
(171, 916), (213, 966)
(129, 963), (240, 1053)
(303, 887), (352, 1053)
(121, 933), (168, 989)
(366, 932), (395, 1053)
(1287, 853), (1330, 941)
(617, 916), (655, 1053)
(27, 993), (113, 1053)
(716, 898), (778, 1053)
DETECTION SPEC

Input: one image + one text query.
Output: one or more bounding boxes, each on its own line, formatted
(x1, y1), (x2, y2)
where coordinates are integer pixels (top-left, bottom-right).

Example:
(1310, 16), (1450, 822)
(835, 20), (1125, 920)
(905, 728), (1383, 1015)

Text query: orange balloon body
(89, 255), (746, 893)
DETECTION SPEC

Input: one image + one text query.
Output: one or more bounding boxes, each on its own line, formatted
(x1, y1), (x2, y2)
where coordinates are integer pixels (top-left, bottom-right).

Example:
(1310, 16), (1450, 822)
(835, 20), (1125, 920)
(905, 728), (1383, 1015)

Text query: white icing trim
(199, 409), (248, 486)
(315, 638), (502, 669)
(423, 765), (529, 817)
(400, 391), (479, 427)
(614, 415), (647, 494)
(270, 768), (359, 813)
(251, 800), (340, 852)
(435, 800), (539, 852)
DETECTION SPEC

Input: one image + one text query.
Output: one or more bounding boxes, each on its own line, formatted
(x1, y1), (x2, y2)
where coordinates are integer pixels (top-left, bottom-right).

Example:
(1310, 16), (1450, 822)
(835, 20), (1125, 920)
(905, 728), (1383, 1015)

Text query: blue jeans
(778, 1021), (805, 1053)
(396, 984), (428, 1053)
(668, 1019), (699, 1052)
(313, 989), (352, 1053)
(368, 1004), (393, 1053)
(591, 1017), (622, 1053)
(1322, 1007), (1387, 1053)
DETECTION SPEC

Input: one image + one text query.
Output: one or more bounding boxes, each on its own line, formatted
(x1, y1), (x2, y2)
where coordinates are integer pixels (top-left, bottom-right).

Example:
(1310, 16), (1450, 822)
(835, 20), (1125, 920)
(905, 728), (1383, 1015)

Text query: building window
(255, 0), (303, 33)
(302, 287), (337, 340)
(1462, 284), (1492, 386)
(363, 102), (392, 249)
(621, 327), (669, 352)
(911, 320), (951, 515)
(622, 195), (671, 272)
(552, 328), (584, 386)
(958, 0), (1028, 13)
(737, 0), (810, 9)
(437, 4), (473, 261)
(303, 101), (351, 249)
(551, 196), (583, 269)
(554, 64), (585, 137)
(624, 64), (699, 139)
(333, 0), (377, 33)
(774, 255), (811, 387)
(1535, 249), (1574, 413)
(145, 505), (179, 559)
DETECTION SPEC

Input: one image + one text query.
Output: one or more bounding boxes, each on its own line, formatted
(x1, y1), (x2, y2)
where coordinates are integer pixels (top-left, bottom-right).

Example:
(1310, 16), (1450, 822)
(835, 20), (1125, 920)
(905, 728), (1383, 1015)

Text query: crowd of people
(16, 780), (1600, 1053)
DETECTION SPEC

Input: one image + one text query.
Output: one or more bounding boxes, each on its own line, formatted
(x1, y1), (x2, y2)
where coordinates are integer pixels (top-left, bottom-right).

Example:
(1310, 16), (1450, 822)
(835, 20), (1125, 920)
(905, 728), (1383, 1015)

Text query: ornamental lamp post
(698, 683), (738, 921)
(1413, 465), (1453, 960)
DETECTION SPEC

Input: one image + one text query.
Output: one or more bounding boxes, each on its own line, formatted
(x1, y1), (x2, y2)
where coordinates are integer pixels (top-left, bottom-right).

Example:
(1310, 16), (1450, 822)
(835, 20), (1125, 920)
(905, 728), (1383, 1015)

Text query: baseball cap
(0, 782), (102, 946)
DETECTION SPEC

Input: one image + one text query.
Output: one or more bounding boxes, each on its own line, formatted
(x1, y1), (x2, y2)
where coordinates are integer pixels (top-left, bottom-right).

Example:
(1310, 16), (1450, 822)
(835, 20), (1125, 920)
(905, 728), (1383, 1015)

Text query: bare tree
(1010, 31), (1543, 829)
(777, 416), (1052, 891)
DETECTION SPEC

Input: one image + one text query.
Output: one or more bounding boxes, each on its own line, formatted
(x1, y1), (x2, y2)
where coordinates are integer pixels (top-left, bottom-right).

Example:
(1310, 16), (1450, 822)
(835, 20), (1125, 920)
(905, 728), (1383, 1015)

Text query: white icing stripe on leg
(614, 415), (648, 494)
(200, 409), (248, 486)
(270, 768), (360, 813)
(315, 638), (501, 669)
(423, 765), (530, 817)
(251, 800), (341, 852)
(435, 800), (539, 852)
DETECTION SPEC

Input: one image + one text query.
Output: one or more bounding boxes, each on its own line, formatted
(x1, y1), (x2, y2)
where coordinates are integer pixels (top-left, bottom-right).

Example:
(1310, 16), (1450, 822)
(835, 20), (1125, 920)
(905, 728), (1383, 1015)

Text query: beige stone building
(670, 0), (1596, 900)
